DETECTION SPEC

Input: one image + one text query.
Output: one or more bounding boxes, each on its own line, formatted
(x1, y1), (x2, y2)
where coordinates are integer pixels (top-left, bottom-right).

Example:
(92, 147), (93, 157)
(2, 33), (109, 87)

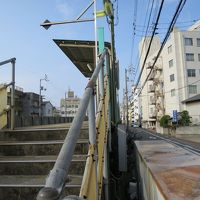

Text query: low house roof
(182, 94), (200, 103)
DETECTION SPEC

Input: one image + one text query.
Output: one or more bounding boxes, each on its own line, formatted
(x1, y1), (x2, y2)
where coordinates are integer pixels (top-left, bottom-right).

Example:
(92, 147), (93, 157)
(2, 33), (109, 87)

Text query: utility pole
(39, 74), (49, 117)
(125, 69), (129, 130)
(65, 92), (67, 117)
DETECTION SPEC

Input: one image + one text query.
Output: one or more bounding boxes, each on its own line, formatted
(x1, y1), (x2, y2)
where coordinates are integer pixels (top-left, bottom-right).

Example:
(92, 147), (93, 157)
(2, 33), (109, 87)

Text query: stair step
(0, 128), (89, 141)
(0, 175), (82, 200)
(0, 139), (89, 156)
(0, 154), (87, 162)
(0, 155), (87, 175)
(0, 175), (82, 187)
(0, 122), (89, 199)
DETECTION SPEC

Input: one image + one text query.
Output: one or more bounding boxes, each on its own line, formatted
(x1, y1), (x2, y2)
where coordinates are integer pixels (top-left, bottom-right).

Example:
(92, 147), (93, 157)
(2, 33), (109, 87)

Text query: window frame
(171, 89), (175, 97)
(186, 53), (194, 61)
(197, 38), (200, 47)
(187, 69), (196, 77)
(168, 45), (172, 54)
(184, 38), (193, 46)
(188, 85), (197, 94)
(169, 59), (173, 68)
(170, 74), (175, 82)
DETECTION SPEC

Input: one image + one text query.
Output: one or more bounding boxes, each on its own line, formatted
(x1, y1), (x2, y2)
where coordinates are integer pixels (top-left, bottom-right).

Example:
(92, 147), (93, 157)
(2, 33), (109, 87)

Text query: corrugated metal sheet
(54, 39), (111, 77)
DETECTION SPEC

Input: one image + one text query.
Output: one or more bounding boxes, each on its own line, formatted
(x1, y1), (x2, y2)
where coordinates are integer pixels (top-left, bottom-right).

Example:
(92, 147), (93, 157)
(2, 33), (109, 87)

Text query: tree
(179, 110), (191, 126)
(160, 115), (171, 128)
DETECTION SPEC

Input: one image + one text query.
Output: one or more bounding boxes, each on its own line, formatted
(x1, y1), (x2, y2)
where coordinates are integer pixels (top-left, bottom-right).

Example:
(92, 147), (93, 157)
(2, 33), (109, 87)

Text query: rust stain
(135, 140), (200, 200)
(158, 165), (200, 199)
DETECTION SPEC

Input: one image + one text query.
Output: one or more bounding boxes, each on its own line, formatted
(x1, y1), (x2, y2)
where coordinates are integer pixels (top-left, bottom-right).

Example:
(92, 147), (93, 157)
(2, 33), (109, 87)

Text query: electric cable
(132, 0), (154, 82)
(137, 0), (187, 96)
(134, 0), (165, 91)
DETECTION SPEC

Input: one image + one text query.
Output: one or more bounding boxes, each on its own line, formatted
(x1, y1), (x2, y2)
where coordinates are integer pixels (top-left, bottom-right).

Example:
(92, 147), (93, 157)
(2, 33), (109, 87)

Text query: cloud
(56, 1), (75, 18)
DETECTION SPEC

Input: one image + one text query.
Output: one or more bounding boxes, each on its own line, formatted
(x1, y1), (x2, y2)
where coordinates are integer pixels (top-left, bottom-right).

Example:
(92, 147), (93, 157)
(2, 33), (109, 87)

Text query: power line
(134, 0), (165, 91)
(135, 19), (198, 27)
(137, 0), (187, 97)
(129, 0), (138, 67)
(135, 24), (195, 32)
(137, 78), (200, 98)
(132, 0), (155, 82)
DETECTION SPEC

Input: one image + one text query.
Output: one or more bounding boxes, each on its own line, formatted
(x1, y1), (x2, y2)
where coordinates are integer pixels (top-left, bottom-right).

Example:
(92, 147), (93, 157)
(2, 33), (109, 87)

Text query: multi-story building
(60, 90), (81, 118)
(130, 86), (141, 126)
(22, 92), (40, 116)
(139, 20), (200, 129)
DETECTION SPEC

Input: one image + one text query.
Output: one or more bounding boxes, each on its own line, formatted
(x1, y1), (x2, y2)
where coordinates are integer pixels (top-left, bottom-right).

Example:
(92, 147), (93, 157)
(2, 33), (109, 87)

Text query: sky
(0, 0), (199, 107)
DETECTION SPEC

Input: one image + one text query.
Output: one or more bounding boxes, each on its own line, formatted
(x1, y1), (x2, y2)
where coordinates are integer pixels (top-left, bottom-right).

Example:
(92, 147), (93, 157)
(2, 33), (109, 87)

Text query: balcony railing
(148, 84), (155, 92)
(149, 95), (156, 105)
(149, 110), (156, 118)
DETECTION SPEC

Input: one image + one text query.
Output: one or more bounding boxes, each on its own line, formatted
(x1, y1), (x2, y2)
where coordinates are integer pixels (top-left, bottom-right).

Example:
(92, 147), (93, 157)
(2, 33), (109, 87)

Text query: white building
(60, 90), (81, 118)
(130, 86), (141, 126)
(139, 20), (200, 129)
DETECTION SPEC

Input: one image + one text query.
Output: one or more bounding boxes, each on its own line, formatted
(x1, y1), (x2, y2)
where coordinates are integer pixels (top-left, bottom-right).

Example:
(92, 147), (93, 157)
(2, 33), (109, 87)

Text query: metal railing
(0, 58), (16, 130)
(37, 49), (109, 200)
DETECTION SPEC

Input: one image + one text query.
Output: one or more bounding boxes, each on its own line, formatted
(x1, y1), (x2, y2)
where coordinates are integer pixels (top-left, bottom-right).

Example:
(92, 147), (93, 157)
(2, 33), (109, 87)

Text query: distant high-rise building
(60, 89), (81, 118)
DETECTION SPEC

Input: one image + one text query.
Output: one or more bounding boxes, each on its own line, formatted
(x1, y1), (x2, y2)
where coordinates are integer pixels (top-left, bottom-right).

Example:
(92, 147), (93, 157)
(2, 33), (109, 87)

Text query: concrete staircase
(0, 123), (89, 200)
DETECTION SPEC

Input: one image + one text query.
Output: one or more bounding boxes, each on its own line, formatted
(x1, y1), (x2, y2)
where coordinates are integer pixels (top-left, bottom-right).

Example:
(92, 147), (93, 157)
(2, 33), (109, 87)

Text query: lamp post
(39, 74), (49, 117)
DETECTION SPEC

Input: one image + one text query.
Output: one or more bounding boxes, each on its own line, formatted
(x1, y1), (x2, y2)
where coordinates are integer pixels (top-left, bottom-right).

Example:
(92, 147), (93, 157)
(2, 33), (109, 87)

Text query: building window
(170, 74), (175, 82)
(197, 38), (200, 47)
(186, 53), (194, 61)
(171, 89), (175, 97)
(168, 45), (172, 54)
(169, 59), (173, 68)
(184, 38), (193, 46)
(188, 85), (197, 94)
(187, 69), (196, 77)
(198, 54), (200, 61)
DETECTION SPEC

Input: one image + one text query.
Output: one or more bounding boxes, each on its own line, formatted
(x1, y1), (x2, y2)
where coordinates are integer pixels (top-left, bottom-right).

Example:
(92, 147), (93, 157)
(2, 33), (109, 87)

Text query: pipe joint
(46, 168), (66, 191)
(37, 187), (59, 200)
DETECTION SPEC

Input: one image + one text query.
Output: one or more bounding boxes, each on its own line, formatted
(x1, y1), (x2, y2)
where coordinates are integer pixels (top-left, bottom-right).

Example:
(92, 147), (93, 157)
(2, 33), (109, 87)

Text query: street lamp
(39, 74), (49, 117)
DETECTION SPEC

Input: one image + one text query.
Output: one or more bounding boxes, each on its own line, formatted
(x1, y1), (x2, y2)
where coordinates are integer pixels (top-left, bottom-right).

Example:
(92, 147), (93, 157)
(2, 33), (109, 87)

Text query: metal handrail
(37, 49), (107, 200)
(0, 58), (16, 130)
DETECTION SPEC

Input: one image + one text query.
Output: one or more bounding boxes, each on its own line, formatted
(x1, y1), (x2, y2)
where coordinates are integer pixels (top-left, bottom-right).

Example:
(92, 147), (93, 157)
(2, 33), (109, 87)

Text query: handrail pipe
(37, 49), (107, 200)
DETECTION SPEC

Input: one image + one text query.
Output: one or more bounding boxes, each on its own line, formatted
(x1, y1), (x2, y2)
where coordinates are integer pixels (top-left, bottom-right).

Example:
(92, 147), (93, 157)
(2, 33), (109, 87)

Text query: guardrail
(37, 49), (110, 200)
(0, 58), (16, 130)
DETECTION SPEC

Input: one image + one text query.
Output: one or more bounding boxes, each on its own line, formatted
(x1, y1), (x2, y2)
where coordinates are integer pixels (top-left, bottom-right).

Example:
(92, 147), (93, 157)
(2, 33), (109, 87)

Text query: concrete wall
(13, 116), (74, 128)
(175, 125), (200, 135)
(156, 125), (200, 135)
(136, 150), (165, 200)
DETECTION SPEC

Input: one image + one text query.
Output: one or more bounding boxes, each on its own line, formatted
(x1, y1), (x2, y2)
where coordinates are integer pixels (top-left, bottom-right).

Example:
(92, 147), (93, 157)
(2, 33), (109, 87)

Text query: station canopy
(54, 39), (111, 78)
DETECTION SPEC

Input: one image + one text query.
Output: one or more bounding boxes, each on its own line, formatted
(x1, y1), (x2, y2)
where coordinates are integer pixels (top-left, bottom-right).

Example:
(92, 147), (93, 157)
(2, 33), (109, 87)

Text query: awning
(54, 39), (111, 77)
